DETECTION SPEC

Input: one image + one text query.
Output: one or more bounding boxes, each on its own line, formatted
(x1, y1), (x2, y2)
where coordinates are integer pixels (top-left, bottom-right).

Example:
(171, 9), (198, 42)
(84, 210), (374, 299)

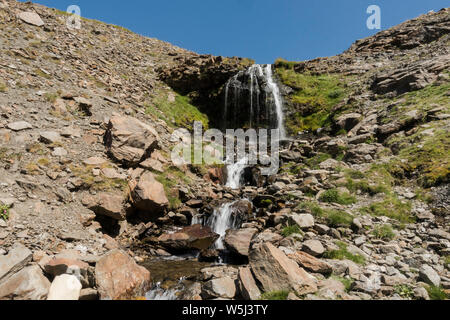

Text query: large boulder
(157, 225), (219, 252)
(47, 275), (82, 300)
(249, 242), (317, 296)
(104, 114), (159, 167)
(0, 265), (50, 300)
(18, 11), (44, 27)
(288, 251), (332, 275)
(201, 277), (236, 299)
(95, 250), (151, 300)
(43, 258), (91, 288)
(238, 267), (261, 300)
(83, 192), (127, 221)
(224, 228), (258, 257)
(129, 172), (169, 218)
(0, 244), (32, 282)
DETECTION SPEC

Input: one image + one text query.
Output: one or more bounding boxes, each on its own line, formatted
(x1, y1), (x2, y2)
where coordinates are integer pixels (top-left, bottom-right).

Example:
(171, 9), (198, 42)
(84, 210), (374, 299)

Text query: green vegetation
(260, 290), (290, 300)
(319, 188), (356, 205)
(281, 224), (303, 237)
(330, 275), (354, 292)
(342, 164), (394, 196)
(372, 224), (396, 241)
(360, 194), (414, 223)
(324, 241), (366, 265)
(298, 202), (353, 228)
(70, 164), (128, 192)
(394, 284), (414, 299)
(305, 153), (331, 169)
(426, 285), (448, 300)
(0, 204), (9, 221)
(155, 167), (191, 210)
(145, 92), (209, 130)
(0, 81), (7, 93)
(444, 256), (450, 266)
(274, 63), (349, 133)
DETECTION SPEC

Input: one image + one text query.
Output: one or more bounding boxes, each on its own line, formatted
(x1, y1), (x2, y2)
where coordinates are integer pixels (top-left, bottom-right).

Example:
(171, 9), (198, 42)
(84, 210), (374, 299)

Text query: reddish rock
(83, 192), (126, 221)
(288, 251), (332, 275)
(238, 267), (261, 300)
(157, 225), (219, 251)
(224, 228), (258, 257)
(129, 171), (169, 217)
(95, 250), (151, 300)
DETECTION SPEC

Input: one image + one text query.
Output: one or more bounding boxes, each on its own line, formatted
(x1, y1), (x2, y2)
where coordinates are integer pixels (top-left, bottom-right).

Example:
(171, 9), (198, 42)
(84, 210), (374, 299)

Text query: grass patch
(260, 290), (289, 300)
(360, 194), (414, 223)
(342, 164), (394, 196)
(394, 284), (414, 299)
(426, 285), (448, 300)
(70, 164), (128, 192)
(0, 204), (9, 221)
(319, 188), (356, 205)
(372, 224), (396, 241)
(145, 92), (209, 130)
(330, 275), (354, 292)
(281, 224), (302, 237)
(298, 202), (353, 228)
(274, 65), (349, 133)
(305, 153), (331, 169)
(324, 241), (365, 265)
(155, 167), (191, 210)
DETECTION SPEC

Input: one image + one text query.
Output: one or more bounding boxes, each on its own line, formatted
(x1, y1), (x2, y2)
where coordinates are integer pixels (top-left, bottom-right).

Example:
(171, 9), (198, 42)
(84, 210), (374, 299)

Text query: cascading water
(264, 64), (286, 140)
(206, 201), (241, 250)
(225, 156), (248, 190)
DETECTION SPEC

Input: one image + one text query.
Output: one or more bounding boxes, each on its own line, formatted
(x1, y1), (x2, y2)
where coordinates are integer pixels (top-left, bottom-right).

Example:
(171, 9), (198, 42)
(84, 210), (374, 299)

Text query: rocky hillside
(0, 0), (449, 301)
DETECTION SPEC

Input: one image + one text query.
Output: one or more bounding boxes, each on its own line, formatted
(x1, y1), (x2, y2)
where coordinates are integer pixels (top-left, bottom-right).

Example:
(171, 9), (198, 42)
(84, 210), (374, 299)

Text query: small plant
(0, 81), (7, 93)
(331, 276), (354, 292)
(360, 194), (414, 223)
(324, 241), (365, 265)
(372, 224), (396, 241)
(319, 188), (356, 205)
(0, 204), (9, 221)
(281, 224), (302, 237)
(394, 284), (414, 299)
(426, 285), (448, 300)
(260, 290), (289, 300)
(298, 202), (353, 227)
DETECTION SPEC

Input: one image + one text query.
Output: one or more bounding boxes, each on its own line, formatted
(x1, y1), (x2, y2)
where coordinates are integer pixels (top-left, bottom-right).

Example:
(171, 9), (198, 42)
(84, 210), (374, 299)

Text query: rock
(47, 274), (82, 300)
(140, 158), (164, 173)
(0, 265), (50, 300)
(6, 121), (32, 131)
(39, 131), (61, 144)
(249, 242), (317, 296)
(44, 258), (90, 287)
(290, 214), (315, 229)
(129, 172), (169, 217)
(202, 277), (236, 299)
(157, 225), (219, 251)
(288, 251), (332, 274)
(0, 244), (32, 282)
(95, 250), (151, 300)
(83, 192), (126, 221)
(302, 240), (325, 257)
(18, 11), (44, 27)
(104, 114), (159, 167)
(224, 228), (258, 257)
(79, 288), (99, 300)
(413, 286), (430, 300)
(52, 147), (67, 157)
(238, 267), (261, 300)
(317, 278), (346, 299)
(83, 157), (108, 166)
(419, 265), (441, 287)
(200, 266), (239, 281)
(336, 113), (362, 131)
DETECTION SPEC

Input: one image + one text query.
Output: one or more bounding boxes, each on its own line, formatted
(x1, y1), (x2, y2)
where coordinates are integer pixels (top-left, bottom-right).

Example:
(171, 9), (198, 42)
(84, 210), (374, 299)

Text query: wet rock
(238, 267), (261, 300)
(157, 225), (219, 251)
(0, 265), (50, 300)
(224, 228), (258, 257)
(104, 114), (159, 167)
(47, 274), (82, 300)
(249, 242), (317, 296)
(95, 250), (151, 300)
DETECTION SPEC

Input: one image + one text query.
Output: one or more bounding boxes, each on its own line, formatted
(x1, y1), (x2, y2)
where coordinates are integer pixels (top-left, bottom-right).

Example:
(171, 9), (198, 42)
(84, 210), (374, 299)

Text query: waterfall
(225, 156), (248, 189)
(146, 283), (180, 300)
(264, 64), (286, 139)
(206, 201), (241, 250)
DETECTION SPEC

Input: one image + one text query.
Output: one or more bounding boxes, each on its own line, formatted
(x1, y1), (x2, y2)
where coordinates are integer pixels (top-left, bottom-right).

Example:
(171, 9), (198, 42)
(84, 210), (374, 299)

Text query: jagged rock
(18, 11), (44, 27)
(419, 265), (441, 287)
(288, 251), (332, 274)
(224, 228), (258, 257)
(157, 225), (219, 251)
(104, 114), (159, 167)
(290, 214), (315, 229)
(317, 278), (347, 299)
(302, 240), (325, 257)
(129, 171), (169, 217)
(83, 192), (126, 221)
(0, 244), (32, 282)
(39, 131), (61, 144)
(0, 265), (50, 300)
(238, 267), (261, 300)
(201, 277), (236, 299)
(336, 113), (362, 131)
(95, 250), (151, 300)
(249, 242), (317, 296)
(43, 258), (90, 287)
(47, 274), (82, 300)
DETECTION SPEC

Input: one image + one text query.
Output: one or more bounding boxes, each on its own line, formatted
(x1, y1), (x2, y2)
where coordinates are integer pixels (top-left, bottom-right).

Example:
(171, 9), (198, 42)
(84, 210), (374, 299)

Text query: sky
(23, 0), (450, 64)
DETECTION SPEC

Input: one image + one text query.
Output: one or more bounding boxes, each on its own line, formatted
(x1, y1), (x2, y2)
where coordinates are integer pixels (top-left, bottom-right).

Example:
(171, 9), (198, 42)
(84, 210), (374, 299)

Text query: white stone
(47, 274), (82, 300)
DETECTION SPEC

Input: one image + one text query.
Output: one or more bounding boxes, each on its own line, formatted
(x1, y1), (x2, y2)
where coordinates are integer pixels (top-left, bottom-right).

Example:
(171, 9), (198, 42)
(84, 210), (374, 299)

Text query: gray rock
(202, 277), (236, 299)
(39, 131), (61, 144)
(0, 265), (50, 300)
(290, 214), (315, 229)
(302, 240), (325, 257)
(0, 244), (32, 282)
(18, 12), (45, 27)
(7, 121), (32, 131)
(419, 265), (441, 287)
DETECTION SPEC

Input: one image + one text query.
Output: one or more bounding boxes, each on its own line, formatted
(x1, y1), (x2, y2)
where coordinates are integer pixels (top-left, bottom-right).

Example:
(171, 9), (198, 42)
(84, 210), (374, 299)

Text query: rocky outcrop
(95, 250), (151, 300)
(104, 115), (160, 167)
(0, 266), (50, 300)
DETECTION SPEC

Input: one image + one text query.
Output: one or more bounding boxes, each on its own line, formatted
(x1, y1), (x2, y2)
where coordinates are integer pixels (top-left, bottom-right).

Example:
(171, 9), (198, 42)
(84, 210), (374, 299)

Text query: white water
(146, 283), (179, 300)
(264, 64), (286, 140)
(206, 201), (240, 250)
(225, 156), (248, 190)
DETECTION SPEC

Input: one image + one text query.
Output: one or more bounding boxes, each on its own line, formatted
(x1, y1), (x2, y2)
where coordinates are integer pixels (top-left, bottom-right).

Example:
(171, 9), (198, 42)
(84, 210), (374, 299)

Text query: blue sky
(24, 0), (449, 64)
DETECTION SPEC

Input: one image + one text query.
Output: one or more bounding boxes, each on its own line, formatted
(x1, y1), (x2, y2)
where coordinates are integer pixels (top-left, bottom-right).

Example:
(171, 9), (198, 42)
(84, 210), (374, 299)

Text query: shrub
(319, 189), (356, 205)
(372, 224), (396, 241)
(360, 194), (414, 223)
(298, 202), (353, 228)
(426, 285), (448, 300)
(323, 241), (365, 265)
(0, 204), (9, 221)
(394, 284), (414, 299)
(281, 225), (302, 237)
(260, 290), (289, 300)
